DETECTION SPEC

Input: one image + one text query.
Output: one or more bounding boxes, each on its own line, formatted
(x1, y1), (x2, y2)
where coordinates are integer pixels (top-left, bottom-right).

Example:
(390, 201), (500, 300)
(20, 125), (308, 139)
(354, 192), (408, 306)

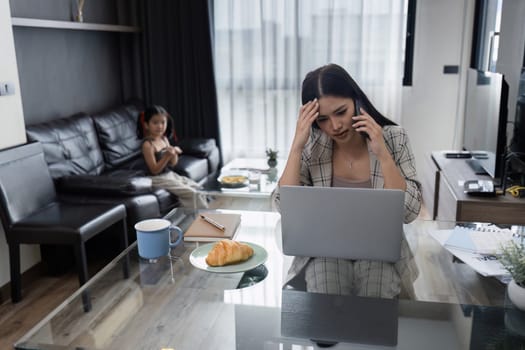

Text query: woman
(274, 64), (421, 298)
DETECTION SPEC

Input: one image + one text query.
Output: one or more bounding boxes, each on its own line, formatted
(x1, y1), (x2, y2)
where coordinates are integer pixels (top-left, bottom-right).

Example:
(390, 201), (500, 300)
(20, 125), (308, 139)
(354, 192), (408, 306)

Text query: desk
(15, 212), (525, 349)
(423, 152), (525, 224)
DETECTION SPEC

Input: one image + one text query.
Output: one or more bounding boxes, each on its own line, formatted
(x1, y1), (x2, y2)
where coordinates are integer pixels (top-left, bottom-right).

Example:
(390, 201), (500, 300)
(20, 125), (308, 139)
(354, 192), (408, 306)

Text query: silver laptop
(280, 185), (404, 262)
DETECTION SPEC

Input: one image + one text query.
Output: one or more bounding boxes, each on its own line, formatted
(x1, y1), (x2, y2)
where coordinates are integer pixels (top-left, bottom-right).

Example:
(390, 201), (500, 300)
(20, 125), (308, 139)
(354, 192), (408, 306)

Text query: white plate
(217, 174), (249, 188)
(189, 241), (268, 273)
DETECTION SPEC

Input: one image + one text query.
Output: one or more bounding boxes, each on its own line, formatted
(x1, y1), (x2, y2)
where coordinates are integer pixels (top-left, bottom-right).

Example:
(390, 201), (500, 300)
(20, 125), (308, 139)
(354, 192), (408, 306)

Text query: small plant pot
(508, 279), (525, 311)
(267, 167), (278, 182)
(267, 159), (277, 168)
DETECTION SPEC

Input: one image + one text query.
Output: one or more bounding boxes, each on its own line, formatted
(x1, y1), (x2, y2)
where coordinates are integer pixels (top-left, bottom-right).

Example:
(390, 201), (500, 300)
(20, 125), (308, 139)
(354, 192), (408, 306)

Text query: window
(471, 0), (502, 72)
(213, 0), (410, 160)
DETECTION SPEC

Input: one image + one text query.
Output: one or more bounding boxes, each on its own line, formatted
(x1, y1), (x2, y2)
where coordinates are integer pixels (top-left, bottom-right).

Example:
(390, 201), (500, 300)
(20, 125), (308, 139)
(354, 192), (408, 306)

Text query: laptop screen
(279, 186), (404, 262)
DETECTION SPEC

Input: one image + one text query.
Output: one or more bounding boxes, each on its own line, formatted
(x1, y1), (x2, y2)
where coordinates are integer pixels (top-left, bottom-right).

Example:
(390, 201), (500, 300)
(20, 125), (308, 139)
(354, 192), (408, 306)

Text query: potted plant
(266, 148), (278, 168)
(499, 240), (525, 310)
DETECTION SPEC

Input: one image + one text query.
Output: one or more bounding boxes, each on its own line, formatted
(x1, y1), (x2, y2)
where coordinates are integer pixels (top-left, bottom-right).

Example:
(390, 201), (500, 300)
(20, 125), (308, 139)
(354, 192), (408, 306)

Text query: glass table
(15, 212), (525, 349)
(201, 158), (285, 199)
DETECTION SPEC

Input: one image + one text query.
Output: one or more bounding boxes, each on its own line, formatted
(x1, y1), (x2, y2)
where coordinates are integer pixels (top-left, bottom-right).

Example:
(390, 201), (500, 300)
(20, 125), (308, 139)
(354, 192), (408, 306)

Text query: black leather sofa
(25, 101), (221, 238)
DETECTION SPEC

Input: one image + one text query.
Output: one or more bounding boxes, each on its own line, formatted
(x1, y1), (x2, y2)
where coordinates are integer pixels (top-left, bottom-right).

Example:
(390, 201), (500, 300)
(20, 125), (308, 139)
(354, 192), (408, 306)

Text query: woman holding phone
(274, 64), (421, 298)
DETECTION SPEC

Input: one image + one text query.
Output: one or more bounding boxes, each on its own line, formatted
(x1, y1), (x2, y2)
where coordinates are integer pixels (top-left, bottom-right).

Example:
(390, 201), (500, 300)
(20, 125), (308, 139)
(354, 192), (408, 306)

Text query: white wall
(403, 0), (525, 178)
(0, 0), (40, 288)
(401, 0), (474, 178)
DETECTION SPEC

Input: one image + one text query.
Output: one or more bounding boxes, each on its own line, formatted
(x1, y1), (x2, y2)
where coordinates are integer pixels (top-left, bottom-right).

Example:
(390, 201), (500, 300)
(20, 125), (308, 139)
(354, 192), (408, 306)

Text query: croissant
(205, 240), (254, 267)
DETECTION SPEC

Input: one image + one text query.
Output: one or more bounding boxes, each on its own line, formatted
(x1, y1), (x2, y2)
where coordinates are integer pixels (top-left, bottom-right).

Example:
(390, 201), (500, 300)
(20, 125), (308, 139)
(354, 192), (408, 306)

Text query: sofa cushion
(177, 138), (217, 158)
(207, 146), (221, 174)
(152, 188), (180, 215)
(57, 175), (153, 196)
(26, 113), (105, 178)
(92, 103), (142, 168)
(172, 155), (208, 183)
(110, 154), (149, 174)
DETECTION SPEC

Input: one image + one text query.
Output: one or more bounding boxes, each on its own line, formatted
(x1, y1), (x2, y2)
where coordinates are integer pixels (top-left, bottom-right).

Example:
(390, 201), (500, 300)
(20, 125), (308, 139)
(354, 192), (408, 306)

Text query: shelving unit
(11, 17), (140, 33)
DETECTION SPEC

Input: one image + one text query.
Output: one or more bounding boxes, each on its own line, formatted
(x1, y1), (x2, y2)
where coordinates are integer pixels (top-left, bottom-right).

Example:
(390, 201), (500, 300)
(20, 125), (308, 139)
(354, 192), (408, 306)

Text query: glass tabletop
(201, 158), (284, 198)
(15, 213), (525, 350)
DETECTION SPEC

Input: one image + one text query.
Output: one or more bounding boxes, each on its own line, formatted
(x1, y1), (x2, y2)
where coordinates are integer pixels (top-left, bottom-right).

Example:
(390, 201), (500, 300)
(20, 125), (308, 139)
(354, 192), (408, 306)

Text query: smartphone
(354, 99), (369, 139)
(354, 99), (361, 117)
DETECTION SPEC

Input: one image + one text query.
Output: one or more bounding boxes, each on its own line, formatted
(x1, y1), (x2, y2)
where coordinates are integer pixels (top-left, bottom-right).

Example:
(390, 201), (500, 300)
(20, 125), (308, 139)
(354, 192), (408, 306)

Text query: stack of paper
(429, 229), (511, 277)
(444, 225), (515, 255)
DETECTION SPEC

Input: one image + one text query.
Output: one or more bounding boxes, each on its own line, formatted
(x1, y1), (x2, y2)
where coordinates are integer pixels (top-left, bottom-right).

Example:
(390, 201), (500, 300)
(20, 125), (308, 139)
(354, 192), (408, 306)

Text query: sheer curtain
(213, 0), (407, 161)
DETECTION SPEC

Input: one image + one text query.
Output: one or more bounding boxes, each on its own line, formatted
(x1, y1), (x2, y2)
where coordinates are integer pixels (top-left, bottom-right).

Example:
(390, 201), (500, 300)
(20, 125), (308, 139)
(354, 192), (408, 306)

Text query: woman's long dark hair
(136, 105), (175, 139)
(301, 64), (396, 128)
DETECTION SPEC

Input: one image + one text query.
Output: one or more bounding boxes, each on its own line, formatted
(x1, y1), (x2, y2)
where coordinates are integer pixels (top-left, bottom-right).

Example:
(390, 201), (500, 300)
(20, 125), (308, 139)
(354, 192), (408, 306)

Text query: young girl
(137, 105), (208, 209)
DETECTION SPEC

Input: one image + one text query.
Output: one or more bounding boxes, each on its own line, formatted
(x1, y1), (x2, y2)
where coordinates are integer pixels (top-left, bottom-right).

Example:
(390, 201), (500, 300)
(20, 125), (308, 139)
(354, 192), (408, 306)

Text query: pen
(200, 214), (225, 231)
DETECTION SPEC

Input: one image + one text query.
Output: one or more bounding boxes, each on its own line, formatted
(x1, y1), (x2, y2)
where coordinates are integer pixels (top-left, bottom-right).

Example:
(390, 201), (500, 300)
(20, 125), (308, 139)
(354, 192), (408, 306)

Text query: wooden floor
(0, 198), (506, 349)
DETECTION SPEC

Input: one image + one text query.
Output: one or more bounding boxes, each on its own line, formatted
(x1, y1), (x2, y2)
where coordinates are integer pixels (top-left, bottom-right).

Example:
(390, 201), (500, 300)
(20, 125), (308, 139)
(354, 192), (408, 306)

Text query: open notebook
(184, 212), (241, 242)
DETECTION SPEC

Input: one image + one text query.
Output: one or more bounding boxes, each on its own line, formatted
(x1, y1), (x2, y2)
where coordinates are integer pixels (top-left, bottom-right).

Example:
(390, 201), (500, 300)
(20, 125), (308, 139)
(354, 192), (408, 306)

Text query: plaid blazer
(273, 125), (422, 295)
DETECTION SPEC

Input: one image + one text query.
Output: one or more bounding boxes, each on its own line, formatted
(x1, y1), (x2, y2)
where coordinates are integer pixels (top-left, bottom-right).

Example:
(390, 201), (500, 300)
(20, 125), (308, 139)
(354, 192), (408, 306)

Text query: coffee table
(15, 214), (525, 349)
(202, 158), (285, 199)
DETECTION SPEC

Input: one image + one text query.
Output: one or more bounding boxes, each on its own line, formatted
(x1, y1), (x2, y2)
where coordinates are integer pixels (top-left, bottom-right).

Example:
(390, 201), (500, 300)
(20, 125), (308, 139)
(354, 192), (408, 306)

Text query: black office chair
(0, 142), (129, 310)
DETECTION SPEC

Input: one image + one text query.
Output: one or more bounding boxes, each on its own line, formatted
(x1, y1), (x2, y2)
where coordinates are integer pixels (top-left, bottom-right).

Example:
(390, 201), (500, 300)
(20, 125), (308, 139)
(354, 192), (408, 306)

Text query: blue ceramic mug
(135, 219), (183, 259)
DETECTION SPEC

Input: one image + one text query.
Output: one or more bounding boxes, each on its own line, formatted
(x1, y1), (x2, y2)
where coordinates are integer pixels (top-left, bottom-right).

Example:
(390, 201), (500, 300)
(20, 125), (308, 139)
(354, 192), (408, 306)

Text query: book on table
(429, 227), (515, 278)
(184, 212), (241, 242)
(444, 225), (515, 255)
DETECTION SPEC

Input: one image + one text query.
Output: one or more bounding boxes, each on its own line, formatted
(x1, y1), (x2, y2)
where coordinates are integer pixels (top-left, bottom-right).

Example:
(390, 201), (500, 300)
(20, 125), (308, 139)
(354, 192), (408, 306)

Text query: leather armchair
(0, 143), (129, 309)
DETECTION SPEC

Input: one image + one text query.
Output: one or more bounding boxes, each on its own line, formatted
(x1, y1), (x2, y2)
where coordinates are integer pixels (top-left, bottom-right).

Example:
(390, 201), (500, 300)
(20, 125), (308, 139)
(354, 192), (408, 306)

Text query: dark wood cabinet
(422, 151), (525, 225)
